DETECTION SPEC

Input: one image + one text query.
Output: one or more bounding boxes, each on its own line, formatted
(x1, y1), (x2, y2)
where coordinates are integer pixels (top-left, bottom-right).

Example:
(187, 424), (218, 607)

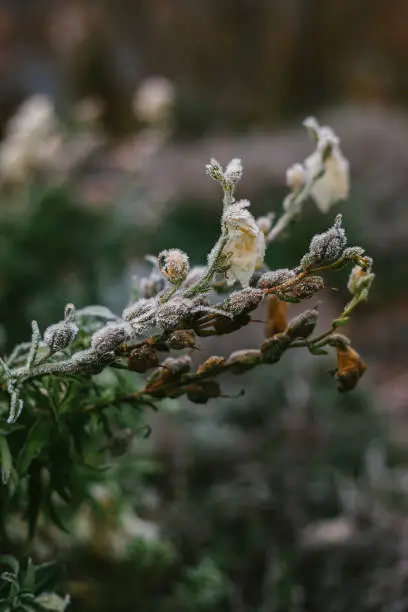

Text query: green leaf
(22, 559), (36, 593)
(16, 419), (50, 477)
(332, 317), (350, 328)
(0, 437), (13, 484)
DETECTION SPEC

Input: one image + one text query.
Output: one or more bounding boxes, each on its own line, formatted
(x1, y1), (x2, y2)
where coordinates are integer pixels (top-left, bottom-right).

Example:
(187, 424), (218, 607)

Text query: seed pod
(326, 334), (350, 350)
(286, 307), (319, 340)
(223, 287), (264, 316)
(213, 312), (251, 335)
(335, 345), (366, 392)
(258, 268), (296, 290)
(226, 349), (261, 374)
(261, 334), (291, 364)
(162, 355), (192, 376)
(128, 344), (159, 373)
(196, 356), (226, 376)
(303, 215), (347, 267)
(158, 248), (190, 284)
(186, 380), (221, 404)
(293, 276), (325, 299)
(72, 349), (114, 374)
(167, 330), (196, 350)
(265, 297), (287, 338)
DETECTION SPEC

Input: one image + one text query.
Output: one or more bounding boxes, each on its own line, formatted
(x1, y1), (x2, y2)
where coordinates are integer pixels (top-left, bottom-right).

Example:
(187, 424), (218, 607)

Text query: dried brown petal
(128, 343), (159, 373)
(335, 345), (367, 392)
(265, 297), (288, 338)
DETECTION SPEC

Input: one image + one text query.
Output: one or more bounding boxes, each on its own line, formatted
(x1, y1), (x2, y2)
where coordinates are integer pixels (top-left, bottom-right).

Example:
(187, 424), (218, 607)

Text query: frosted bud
(91, 323), (133, 355)
(158, 248), (190, 284)
(286, 163), (306, 191)
(258, 268), (296, 290)
(223, 287), (263, 316)
(162, 355), (192, 376)
(293, 276), (325, 299)
(122, 298), (156, 322)
(342, 246), (365, 261)
(224, 158), (243, 185)
(303, 215), (346, 267)
(205, 158), (224, 182)
(256, 214), (274, 236)
(43, 303), (78, 352)
(286, 307), (319, 340)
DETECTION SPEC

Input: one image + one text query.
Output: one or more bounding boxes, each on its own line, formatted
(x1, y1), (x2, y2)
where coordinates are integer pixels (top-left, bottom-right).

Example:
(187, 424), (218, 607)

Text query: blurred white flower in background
(303, 116), (350, 213)
(222, 199), (266, 286)
(133, 76), (176, 125)
(0, 94), (62, 183)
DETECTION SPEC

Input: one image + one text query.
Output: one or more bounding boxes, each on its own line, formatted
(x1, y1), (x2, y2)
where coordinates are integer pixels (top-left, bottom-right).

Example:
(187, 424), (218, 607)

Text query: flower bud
(303, 215), (346, 267)
(293, 276), (325, 299)
(258, 269), (296, 290)
(286, 307), (319, 340)
(226, 349), (261, 374)
(256, 214), (274, 236)
(44, 321), (78, 353)
(224, 158), (243, 185)
(261, 333), (290, 364)
(162, 355), (192, 376)
(196, 355), (226, 376)
(128, 344), (159, 373)
(186, 380), (221, 404)
(205, 158), (224, 182)
(158, 249), (190, 284)
(167, 330), (196, 350)
(122, 298), (156, 322)
(286, 163), (306, 191)
(91, 323), (132, 355)
(223, 287), (263, 316)
(43, 303), (78, 353)
(342, 246), (365, 261)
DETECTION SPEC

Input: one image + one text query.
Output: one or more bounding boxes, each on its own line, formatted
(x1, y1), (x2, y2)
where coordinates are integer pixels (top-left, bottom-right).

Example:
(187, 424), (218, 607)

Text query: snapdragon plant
(0, 118), (373, 610)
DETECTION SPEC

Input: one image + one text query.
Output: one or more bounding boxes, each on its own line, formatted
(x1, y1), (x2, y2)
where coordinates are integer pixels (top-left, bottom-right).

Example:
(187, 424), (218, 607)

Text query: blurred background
(1, 1), (408, 610)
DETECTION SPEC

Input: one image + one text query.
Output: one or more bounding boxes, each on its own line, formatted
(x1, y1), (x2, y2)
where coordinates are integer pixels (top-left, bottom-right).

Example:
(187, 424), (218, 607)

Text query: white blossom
(303, 118), (350, 213)
(222, 199), (265, 286)
(133, 76), (176, 124)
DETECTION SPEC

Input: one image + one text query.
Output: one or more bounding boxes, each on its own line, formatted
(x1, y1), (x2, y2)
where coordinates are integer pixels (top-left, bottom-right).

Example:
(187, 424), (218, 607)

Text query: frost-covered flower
(222, 199), (265, 286)
(133, 76), (176, 124)
(303, 118), (350, 213)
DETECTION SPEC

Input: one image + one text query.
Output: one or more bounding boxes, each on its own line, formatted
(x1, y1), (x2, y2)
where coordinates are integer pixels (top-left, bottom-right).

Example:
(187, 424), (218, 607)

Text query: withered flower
(265, 297), (288, 338)
(335, 345), (367, 392)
